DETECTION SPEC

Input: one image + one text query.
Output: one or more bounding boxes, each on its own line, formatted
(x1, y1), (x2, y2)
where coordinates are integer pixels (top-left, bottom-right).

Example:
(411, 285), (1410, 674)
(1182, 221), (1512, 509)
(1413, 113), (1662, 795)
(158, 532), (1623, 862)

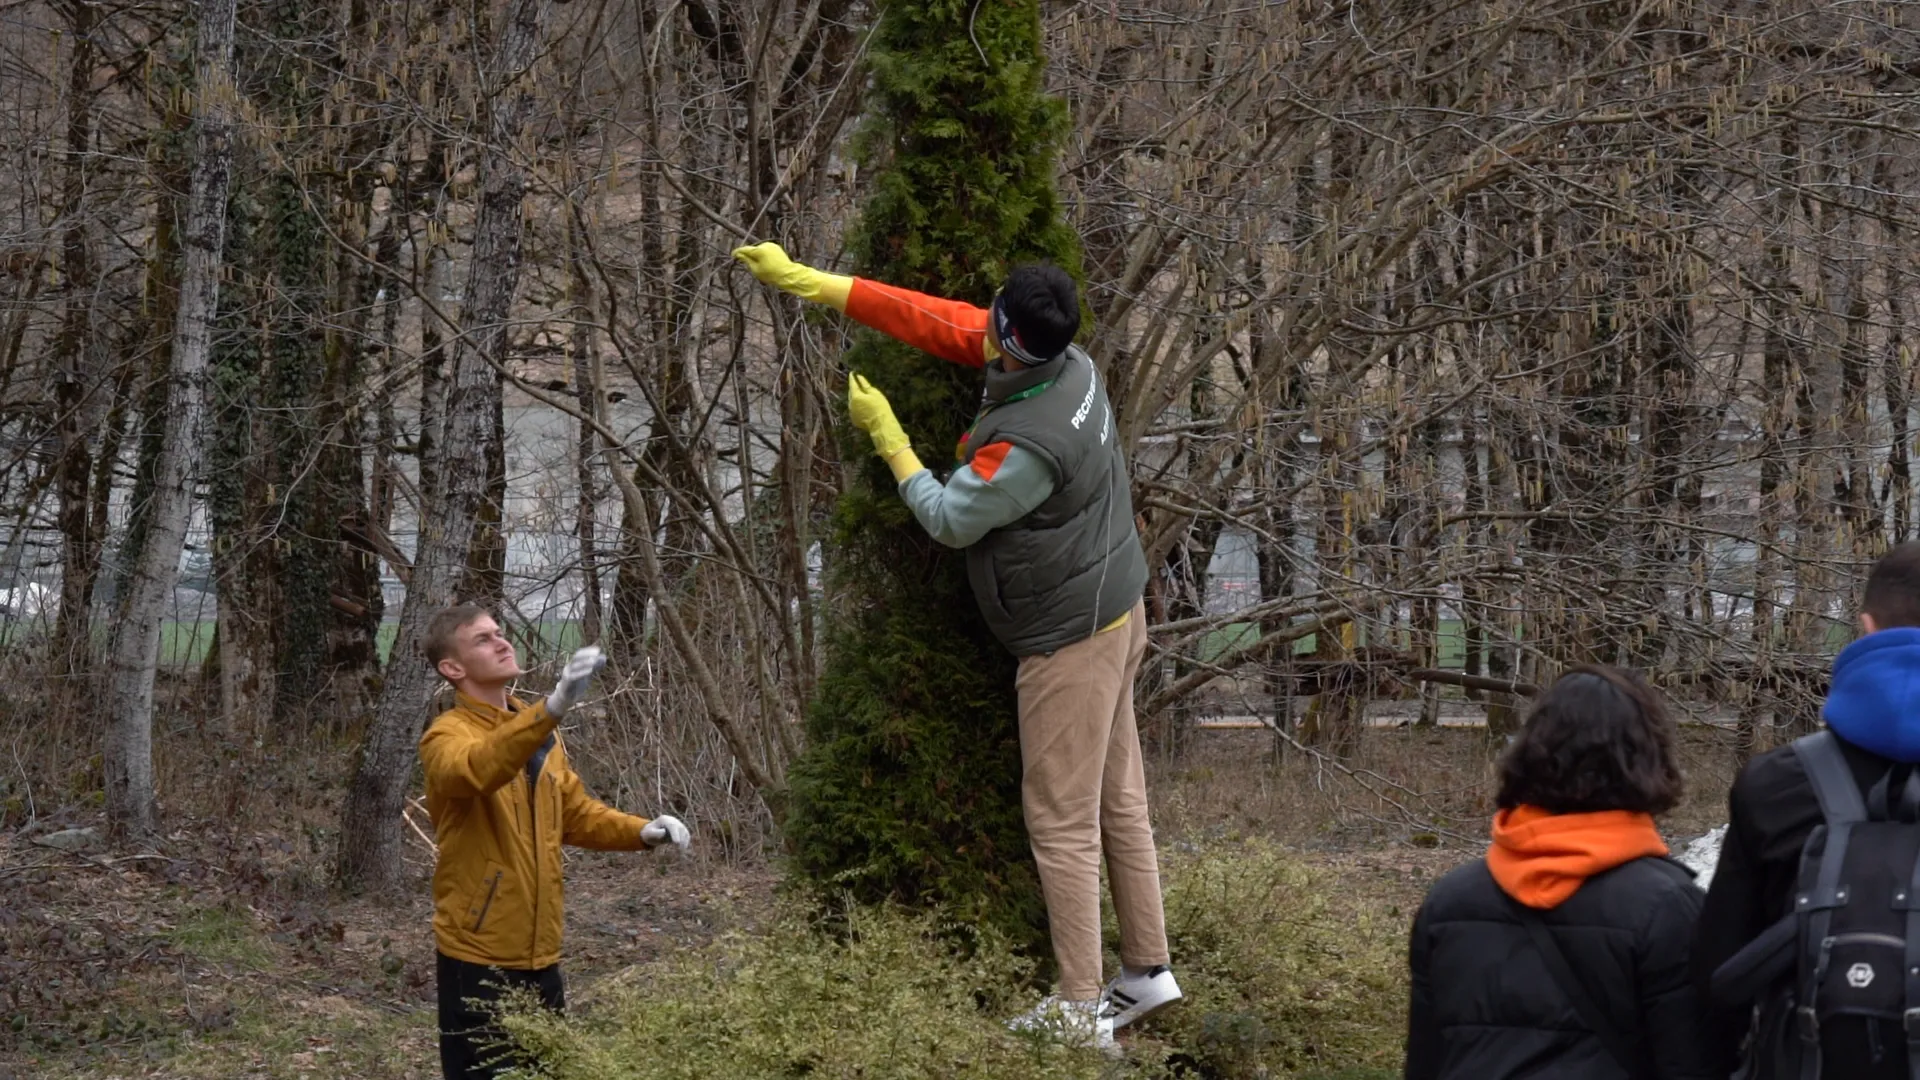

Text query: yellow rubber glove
(731, 242), (852, 311)
(847, 373), (922, 481)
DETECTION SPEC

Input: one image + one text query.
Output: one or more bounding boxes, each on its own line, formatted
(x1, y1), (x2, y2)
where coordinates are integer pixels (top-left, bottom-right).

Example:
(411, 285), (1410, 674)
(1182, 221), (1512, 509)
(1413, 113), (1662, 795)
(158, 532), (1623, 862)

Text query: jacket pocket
(470, 863), (505, 933)
(968, 553), (1012, 623)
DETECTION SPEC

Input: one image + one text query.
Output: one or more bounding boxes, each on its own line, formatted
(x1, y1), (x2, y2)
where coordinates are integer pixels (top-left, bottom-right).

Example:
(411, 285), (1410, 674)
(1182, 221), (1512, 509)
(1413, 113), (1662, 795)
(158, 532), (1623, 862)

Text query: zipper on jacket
(472, 869), (503, 932)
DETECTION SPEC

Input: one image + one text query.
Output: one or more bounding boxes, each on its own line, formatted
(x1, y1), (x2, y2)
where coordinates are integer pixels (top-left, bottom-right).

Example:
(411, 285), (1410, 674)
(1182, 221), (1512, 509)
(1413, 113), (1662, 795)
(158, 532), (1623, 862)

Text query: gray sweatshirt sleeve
(897, 441), (1056, 549)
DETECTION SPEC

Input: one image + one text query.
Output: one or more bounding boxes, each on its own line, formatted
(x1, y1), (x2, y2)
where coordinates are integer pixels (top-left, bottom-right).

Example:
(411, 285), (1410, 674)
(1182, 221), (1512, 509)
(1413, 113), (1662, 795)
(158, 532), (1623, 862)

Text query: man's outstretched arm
(733, 243), (991, 368)
(844, 278), (989, 369)
(419, 705), (557, 799)
(554, 745), (650, 851)
(843, 372), (1054, 545)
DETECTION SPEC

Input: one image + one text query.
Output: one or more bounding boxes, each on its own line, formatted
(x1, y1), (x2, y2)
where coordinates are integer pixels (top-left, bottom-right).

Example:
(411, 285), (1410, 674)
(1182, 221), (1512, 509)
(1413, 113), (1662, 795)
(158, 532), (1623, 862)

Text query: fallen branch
(0, 851), (175, 877)
(0, 860), (67, 877)
(1144, 601), (1385, 715)
(1405, 668), (1541, 697)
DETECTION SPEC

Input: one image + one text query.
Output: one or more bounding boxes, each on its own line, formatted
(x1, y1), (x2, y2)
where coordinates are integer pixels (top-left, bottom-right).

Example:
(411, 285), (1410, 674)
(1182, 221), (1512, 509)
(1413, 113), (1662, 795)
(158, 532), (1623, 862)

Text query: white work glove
(544, 645), (606, 718)
(641, 814), (691, 852)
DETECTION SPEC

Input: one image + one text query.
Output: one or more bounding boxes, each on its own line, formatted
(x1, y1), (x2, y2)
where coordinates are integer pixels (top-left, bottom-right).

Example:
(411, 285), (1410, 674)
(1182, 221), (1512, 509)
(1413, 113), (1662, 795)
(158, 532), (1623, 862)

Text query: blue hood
(1823, 627), (1920, 763)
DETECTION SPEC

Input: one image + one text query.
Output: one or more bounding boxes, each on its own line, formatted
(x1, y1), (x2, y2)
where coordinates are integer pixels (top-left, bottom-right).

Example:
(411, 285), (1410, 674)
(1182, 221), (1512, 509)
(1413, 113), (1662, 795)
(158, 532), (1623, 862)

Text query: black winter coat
(1405, 856), (1728, 1080)
(1692, 735), (1908, 1079)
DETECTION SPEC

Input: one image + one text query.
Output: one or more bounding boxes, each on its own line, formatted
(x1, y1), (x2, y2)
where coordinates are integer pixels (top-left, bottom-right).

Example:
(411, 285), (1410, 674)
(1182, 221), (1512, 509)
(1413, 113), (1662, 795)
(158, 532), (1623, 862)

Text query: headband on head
(990, 294), (1060, 366)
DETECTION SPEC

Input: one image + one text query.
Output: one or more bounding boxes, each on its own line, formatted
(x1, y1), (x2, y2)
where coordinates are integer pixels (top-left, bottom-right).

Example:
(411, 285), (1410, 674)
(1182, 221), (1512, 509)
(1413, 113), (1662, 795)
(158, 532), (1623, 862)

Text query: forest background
(0, 0), (1912, 1076)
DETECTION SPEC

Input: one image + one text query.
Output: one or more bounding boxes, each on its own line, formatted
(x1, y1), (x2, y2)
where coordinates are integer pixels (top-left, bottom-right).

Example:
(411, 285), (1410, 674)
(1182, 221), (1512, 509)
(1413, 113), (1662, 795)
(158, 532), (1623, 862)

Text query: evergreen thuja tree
(784, 0), (1083, 953)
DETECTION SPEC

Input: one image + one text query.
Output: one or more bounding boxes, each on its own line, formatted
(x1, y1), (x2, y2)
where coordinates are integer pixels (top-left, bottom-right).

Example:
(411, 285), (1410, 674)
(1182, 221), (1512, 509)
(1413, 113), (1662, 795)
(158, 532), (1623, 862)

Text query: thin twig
(404, 798), (438, 855)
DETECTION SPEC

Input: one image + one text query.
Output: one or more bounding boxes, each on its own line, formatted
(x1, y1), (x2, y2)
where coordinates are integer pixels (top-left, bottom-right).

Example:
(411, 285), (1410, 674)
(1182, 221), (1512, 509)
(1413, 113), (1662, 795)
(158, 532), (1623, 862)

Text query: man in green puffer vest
(736, 243), (1183, 1048)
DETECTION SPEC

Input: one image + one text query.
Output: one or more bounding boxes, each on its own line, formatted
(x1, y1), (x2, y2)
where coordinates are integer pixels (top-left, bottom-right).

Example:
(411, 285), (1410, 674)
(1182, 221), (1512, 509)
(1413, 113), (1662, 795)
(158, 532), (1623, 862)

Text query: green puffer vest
(963, 345), (1148, 657)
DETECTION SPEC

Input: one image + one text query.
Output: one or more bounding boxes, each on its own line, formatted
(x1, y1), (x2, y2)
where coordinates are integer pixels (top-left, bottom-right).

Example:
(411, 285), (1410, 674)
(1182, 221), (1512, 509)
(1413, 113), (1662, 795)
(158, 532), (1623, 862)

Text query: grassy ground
(0, 722), (1741, 1079)
(1, 842), (1415, 1080)
(496, 835), (1413, 1080)
(0, 827), (771, 1080)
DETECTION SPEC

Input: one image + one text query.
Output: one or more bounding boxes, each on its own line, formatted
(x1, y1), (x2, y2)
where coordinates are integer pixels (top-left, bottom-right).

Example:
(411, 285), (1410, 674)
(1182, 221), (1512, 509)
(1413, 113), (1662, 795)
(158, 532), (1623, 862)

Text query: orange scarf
(1487, 805), (1669, 910)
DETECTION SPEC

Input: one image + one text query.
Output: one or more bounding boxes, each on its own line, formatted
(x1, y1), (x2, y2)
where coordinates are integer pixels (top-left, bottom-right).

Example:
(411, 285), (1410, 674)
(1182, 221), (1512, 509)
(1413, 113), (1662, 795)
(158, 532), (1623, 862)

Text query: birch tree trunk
(102, 0), (237, 839)
(336, 0), (551, 893)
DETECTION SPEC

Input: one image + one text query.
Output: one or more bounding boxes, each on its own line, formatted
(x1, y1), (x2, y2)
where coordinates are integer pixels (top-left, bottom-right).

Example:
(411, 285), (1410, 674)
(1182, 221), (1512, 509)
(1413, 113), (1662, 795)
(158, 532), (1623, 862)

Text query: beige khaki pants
(1014, 598), (1170, 1000)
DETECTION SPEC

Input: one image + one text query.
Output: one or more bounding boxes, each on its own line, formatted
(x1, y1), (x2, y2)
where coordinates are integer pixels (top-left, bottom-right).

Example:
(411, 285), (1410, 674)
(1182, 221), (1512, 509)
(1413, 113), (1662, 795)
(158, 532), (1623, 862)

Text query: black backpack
(1714, 731), (1920, 1080)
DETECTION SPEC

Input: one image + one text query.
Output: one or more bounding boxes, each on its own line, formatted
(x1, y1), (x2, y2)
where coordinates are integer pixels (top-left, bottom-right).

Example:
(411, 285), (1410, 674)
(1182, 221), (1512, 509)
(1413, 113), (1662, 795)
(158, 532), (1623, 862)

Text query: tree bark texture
(336, 0), (551, 893)
(51, 0), (102, 679)
(102, 0), (237, 839)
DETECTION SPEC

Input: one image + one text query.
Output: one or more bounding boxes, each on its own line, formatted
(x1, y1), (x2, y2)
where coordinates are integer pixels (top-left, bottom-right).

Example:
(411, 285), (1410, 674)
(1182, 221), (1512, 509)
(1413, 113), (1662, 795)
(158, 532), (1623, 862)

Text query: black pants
(436, 951), (565, 1080)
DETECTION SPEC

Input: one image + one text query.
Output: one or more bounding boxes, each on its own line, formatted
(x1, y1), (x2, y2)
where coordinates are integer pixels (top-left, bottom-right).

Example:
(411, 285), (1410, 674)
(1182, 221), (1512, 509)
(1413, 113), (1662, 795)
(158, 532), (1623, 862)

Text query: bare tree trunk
(1745, 224), (1795, 760)
(414, 131), (454, 513)
(1300, 408), (1363, 757)
(102, 0), (237, 839)
(1889, 240), (1913, 546)
(1874, 151), (1912, 548)
(314, 122), (395, 728)
(1412, 410), (1445, 728)
(1459, 414), (1485, 683)
(461, 395), (509, 606)
(51, 0), (101, 680)
(567, 212), (603, 645)
(205, 194), (279, 739)
(337, 0), (552, 893)
(1838, 253), (1876, 560)
(1483, 397), (1525, 743)
(210, 502), (278, 739)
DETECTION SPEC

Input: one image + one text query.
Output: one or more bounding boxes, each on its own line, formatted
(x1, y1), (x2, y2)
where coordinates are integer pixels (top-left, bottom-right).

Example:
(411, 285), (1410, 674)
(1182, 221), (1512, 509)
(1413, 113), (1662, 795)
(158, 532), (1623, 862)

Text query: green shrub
(498, 842), (1408, 1080)
(1135, 840), (1407, 1078)
(498, 903), (1135, 1080)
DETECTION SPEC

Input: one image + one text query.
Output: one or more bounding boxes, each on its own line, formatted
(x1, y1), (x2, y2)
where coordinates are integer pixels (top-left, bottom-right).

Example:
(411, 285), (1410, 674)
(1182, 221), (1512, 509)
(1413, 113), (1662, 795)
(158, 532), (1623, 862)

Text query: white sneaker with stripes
(1100, 965), (1183, 1029)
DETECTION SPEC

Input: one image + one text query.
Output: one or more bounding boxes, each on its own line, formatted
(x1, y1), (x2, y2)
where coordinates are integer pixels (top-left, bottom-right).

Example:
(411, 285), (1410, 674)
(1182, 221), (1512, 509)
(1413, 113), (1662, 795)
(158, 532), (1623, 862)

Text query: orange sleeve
(845, 278), (989, 369)
(969, 441), (1013, 482)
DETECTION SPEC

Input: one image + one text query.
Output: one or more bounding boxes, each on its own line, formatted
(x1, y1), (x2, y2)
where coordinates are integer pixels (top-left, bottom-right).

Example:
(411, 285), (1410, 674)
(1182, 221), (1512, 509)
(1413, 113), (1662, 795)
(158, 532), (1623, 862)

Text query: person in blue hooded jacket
(1692, 541), (1920, 1078)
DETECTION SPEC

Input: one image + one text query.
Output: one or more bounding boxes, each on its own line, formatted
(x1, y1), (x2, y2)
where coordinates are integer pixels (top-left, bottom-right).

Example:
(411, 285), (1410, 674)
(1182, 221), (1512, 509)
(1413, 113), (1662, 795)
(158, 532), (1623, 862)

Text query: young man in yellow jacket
(419, 604), (690, 1080)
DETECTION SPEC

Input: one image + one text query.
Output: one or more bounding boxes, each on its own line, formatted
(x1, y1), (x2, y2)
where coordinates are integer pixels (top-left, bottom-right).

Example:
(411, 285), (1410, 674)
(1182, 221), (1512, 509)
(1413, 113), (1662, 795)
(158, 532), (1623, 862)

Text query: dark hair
(1865, 541), (1920, 629)
(424, 603), (493, 670)
(1496, 664), (1684, 815)
(998, 264), (1080, 359)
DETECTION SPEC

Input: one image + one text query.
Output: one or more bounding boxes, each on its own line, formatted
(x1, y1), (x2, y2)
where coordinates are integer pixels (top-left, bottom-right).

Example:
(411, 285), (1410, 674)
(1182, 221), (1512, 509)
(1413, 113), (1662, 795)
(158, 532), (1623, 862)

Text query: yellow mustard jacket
(420, 691), (651, 969)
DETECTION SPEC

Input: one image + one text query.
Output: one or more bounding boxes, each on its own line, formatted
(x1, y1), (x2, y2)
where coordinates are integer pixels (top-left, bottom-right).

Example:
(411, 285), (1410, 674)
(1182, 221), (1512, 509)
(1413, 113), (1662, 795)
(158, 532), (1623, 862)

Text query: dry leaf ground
(0, 724), (1737, 1079)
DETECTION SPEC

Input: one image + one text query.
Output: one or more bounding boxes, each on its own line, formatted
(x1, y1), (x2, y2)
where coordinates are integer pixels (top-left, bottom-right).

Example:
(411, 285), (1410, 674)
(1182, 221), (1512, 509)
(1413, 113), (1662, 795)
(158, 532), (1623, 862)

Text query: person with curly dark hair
(1404, 665), (1725, 1080)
